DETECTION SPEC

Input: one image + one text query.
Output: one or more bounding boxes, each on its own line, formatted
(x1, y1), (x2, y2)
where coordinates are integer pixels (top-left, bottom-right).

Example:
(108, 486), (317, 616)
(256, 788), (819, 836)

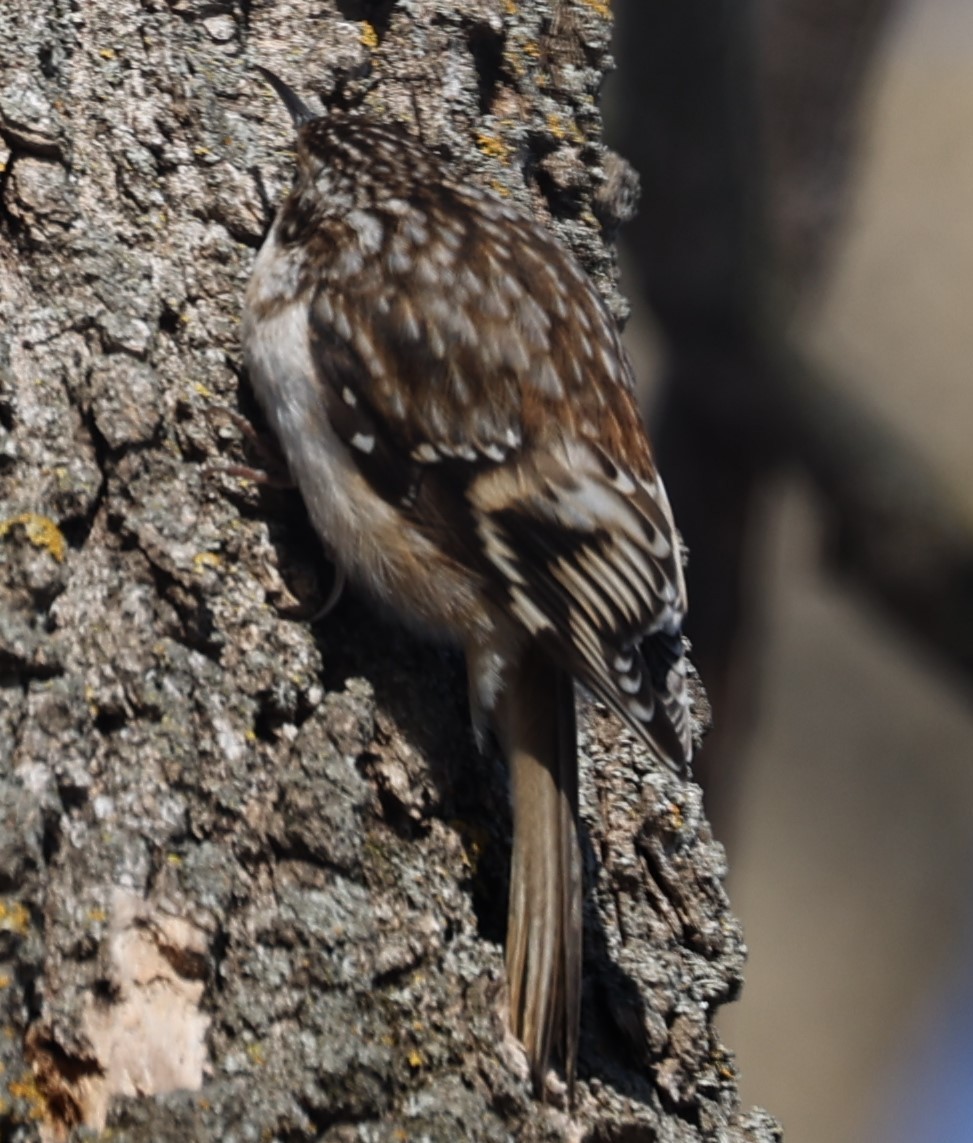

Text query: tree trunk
(0, 2), (778, 1139)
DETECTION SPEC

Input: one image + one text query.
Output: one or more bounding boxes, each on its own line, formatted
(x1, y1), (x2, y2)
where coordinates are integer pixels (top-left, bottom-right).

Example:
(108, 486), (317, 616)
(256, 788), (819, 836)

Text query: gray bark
(0, 2), (779, 1139)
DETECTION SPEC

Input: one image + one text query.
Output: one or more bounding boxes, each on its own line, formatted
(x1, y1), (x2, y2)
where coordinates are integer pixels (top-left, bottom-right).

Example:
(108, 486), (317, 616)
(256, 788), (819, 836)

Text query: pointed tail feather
(496, 645), (582, 1097)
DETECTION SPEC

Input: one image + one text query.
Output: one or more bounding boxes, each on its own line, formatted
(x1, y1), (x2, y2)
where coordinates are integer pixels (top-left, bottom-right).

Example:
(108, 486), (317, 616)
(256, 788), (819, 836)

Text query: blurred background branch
(612, 0), (972, 823)
(610, 0), (973, 1140)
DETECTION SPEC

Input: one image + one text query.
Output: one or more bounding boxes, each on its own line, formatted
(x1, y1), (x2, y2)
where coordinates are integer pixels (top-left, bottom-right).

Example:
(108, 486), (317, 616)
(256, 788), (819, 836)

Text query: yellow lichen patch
(0, 900), (31, 935)
(246, 1041), (266, 1066)
(545, 111), (562, 136)
(549, 113), (584, 145)
(8, 1073), (48, 1121)
(407, 1049), (424, 1069)
(579, 0), (612, 17)
(0, 513), (67, 563)
(503, 0), (517, 13)
(0, 974), (11, 989)
(711, 1045), (737, 1080)
(193, 551), (223, 574)
(449, 819), (489, 873)
(361, 21), (379, 49)
(85, 688), (101, 719)
(99, 47), (116, 61)
(476, 132), (510, 163)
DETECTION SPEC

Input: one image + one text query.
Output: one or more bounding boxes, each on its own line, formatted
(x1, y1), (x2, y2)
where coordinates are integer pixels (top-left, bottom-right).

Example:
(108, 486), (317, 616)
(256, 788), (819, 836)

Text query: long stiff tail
(495, 643), (582, 1097)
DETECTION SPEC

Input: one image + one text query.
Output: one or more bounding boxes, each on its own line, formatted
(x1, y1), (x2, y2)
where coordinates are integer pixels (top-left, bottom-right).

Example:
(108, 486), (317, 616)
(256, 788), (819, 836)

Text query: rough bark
(0, 2), (779, 1140)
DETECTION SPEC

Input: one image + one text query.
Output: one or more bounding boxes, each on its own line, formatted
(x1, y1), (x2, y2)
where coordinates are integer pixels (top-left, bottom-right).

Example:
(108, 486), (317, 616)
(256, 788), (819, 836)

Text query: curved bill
(255, 66), (317, 128)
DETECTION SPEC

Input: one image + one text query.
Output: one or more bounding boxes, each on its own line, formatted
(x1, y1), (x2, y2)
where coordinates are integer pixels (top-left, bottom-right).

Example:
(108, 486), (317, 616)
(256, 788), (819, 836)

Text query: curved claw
(310, 564), (347, 622)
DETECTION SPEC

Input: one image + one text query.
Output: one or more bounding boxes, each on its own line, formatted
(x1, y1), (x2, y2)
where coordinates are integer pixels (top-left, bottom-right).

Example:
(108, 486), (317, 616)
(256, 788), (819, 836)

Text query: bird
(242, 68), (694, 1099)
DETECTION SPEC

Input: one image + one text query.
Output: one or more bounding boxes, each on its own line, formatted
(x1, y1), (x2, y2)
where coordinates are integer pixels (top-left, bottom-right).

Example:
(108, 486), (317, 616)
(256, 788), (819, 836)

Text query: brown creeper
(242, 69), (693, 1096)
